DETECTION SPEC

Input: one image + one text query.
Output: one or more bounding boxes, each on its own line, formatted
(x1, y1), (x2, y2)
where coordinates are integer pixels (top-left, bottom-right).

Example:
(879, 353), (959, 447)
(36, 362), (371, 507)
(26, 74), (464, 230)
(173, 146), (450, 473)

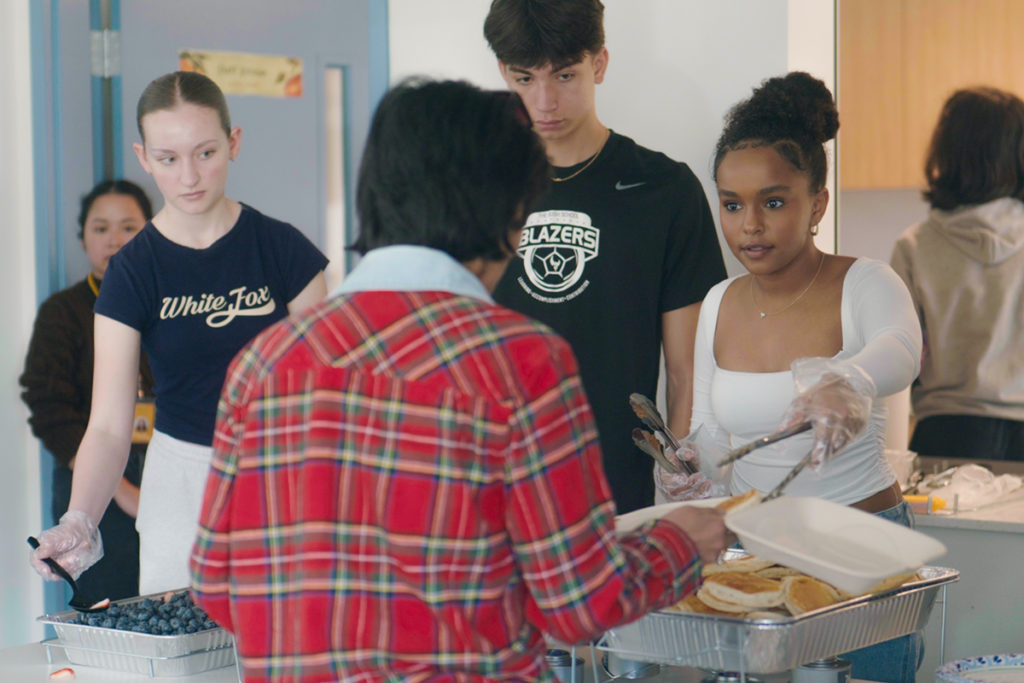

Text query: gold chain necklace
(750, 252), (825, 320)
(551, 131), (610, 183)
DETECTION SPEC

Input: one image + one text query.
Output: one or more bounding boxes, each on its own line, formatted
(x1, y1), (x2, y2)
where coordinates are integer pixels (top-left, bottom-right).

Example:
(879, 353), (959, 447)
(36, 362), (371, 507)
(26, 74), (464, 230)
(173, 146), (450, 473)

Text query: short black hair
(924, 86), (1024, 210)
(484, 0), (605, 69)
(351, 78), (549, 262)
(77, 179), (153, 240)
(714, 71), (839, 194)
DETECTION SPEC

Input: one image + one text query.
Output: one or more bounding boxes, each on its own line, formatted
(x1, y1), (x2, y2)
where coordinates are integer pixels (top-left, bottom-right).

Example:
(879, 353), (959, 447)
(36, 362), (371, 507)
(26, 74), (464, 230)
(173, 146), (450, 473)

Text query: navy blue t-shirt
(95, 204), (328, 445)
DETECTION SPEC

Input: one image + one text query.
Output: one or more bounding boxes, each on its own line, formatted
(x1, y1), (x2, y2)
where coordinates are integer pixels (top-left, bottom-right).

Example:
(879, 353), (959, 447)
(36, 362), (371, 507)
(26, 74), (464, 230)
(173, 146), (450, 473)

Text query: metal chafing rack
(596, 565), (959, 678)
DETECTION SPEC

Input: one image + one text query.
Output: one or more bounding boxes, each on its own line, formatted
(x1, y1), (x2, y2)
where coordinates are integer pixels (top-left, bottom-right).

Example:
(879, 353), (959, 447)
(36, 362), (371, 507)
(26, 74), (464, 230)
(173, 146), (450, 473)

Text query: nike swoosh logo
(615, 181), (646, 190)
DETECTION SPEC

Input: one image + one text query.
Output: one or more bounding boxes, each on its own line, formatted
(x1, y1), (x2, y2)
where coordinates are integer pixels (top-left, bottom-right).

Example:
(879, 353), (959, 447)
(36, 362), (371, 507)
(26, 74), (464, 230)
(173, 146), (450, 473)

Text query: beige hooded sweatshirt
(891, 197), (1024, 421)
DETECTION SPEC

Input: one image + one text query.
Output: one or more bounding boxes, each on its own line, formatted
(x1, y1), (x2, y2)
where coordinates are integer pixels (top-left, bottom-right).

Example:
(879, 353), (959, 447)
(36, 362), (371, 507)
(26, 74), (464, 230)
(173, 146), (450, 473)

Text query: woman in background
(891, 86), (1024, 461)
(29, 70), (328, 594)
(658, 72), (924, 682)
(21, 179), (155, 600)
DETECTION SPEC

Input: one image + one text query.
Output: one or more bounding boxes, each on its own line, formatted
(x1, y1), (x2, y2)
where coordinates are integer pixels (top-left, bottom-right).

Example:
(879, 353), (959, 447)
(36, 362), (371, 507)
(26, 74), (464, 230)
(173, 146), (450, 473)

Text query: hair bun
(748, 71), (839, 144)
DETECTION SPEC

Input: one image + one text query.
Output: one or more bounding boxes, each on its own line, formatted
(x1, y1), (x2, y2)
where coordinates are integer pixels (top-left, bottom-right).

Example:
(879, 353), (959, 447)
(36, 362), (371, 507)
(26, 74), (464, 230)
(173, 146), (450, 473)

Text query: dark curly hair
(713, 71), (839, 193)
(923, 86), (1024, 210)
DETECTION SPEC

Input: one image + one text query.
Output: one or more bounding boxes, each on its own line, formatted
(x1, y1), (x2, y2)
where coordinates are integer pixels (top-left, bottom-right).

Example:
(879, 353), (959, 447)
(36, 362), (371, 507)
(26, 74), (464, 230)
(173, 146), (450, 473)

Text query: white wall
(389, 0), (837, 277)
(0, 0), (45, 648)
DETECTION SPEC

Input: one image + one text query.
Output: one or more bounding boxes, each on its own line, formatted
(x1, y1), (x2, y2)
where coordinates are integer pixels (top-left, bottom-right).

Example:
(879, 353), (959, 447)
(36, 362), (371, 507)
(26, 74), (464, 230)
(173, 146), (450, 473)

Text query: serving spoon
(27, 536), (109, 613)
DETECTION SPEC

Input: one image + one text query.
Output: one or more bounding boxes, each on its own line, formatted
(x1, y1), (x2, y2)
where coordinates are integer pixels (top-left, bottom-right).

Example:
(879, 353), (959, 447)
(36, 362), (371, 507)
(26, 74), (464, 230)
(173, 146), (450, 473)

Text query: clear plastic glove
(654, 425), (729, 501)
(780, 358), (877, 471)
(30, 510), (103, 581)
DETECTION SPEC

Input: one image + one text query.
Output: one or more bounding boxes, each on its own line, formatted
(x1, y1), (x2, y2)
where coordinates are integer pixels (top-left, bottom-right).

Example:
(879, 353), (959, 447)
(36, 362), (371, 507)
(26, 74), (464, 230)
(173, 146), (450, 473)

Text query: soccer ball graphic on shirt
(517, 209), (600, 294)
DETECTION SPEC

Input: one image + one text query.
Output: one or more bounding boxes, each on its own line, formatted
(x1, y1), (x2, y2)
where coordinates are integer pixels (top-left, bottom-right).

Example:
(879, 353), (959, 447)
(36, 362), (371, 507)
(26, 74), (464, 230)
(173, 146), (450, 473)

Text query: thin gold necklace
(750, 252), (825, 320)
(551, 131), (610, 183)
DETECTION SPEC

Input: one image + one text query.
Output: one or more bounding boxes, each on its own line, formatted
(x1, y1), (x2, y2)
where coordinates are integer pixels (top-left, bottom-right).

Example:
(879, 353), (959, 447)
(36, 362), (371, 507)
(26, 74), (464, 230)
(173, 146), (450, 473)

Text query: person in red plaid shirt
(190, 78), (734, 683)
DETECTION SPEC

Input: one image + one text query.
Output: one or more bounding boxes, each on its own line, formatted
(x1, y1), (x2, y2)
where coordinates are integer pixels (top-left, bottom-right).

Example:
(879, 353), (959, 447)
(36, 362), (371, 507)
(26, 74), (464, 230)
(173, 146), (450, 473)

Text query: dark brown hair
(924, 86), (1024, 210)
(484, 0), (605, 69)
(136, 71), (231, 142)
(714, 71), (838, 194)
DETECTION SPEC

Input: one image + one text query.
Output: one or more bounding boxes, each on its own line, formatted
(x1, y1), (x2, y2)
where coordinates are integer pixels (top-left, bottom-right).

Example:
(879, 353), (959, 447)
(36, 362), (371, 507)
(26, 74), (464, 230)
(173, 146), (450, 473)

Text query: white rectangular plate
(725, 496), (947, 594)
(615, 498), (727, 533)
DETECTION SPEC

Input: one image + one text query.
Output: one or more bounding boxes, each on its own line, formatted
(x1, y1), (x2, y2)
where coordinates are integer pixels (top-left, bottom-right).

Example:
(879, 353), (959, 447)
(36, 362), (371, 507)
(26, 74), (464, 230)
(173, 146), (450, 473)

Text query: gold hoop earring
(810, 224), (820, 236)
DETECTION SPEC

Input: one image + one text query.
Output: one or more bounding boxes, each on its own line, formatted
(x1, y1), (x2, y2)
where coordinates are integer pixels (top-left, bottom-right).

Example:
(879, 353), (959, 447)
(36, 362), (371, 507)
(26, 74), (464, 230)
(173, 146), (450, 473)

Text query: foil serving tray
(597, 565), (959, 674)
(37, 590), (235, 677)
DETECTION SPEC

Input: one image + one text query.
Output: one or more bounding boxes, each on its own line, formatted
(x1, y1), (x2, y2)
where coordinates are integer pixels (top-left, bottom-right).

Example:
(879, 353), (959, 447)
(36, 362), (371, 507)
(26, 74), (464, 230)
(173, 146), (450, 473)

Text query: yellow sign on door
(179, 49), (303, 98)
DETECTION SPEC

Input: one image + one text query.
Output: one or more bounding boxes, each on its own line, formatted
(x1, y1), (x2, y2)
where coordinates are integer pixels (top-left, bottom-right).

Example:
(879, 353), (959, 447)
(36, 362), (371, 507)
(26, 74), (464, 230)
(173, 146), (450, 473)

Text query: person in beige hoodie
(891, 86), (1024, 461)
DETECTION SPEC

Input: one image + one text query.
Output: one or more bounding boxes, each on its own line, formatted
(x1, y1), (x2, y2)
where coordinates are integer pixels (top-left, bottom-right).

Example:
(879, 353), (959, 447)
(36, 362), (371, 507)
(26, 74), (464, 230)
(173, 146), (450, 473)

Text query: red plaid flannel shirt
(191, 290), (701, 682)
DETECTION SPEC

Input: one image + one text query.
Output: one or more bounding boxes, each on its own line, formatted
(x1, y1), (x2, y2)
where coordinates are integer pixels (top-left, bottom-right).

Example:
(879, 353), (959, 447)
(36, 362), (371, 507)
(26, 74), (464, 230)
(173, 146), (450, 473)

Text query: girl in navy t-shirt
(30, 71), (328, 594)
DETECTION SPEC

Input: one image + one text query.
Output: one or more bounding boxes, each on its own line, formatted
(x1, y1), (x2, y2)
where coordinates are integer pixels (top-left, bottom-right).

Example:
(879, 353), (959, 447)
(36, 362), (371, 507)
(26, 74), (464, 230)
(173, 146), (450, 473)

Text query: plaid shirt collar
(333, 245), (494, 303)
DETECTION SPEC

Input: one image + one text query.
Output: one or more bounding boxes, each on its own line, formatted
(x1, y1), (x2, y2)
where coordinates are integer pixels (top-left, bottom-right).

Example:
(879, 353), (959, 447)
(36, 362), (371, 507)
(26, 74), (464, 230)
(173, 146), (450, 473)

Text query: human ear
(592, 47), (609, 85)
(132, 142), (152, 175)
(810, 187), (829, 227)
(228, 126), (242, 161)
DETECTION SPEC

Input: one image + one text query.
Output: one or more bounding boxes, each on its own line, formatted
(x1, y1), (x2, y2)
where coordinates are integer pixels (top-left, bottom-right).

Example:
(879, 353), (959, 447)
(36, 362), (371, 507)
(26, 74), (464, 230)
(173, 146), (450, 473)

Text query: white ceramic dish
(615, 498), (726, 533)
(936, 654), (1024, 682)
(725, 496), (947, 594)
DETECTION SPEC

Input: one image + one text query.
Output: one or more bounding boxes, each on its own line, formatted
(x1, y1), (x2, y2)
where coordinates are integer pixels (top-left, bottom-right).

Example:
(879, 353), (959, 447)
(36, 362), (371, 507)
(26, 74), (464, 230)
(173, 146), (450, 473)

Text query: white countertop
(913, 491), (1024, 533)
(0, 641), (240, 682)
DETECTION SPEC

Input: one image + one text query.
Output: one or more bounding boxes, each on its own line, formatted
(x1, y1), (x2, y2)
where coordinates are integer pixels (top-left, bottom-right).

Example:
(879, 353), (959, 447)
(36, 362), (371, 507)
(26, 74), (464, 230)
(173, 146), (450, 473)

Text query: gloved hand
(29, 510), (103, 581)
(780, 358), (876, 471)
(655, 461), (714, 501)
(654, 426), (728, 501)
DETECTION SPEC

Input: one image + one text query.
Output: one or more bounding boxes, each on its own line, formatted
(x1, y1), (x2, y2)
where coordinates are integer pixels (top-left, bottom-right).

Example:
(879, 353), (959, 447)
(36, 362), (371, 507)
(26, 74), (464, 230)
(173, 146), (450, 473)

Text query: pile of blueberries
(65, 591), (219, 636)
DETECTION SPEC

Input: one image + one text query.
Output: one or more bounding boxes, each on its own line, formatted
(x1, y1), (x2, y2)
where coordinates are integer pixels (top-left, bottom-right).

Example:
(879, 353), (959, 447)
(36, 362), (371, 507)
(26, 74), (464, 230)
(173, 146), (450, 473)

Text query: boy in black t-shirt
(484, 0), (727, 513)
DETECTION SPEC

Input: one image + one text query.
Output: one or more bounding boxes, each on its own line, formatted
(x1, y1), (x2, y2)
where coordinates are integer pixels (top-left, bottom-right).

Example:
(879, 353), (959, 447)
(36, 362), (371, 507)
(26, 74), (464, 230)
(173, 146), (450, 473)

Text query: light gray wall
(839, 188), (929, 262)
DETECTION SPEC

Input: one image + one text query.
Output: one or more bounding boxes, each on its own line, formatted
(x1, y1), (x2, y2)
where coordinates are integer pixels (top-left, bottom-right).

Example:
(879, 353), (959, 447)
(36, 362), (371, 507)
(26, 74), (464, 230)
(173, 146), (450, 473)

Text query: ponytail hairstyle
(713, 71), (839, 194)
(136, 71), (231, 143)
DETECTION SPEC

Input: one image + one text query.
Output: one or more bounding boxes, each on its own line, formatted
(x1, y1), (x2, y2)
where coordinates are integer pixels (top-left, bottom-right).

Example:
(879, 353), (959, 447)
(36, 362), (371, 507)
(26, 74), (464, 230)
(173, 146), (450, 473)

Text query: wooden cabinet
(839, 0), (1024, 189)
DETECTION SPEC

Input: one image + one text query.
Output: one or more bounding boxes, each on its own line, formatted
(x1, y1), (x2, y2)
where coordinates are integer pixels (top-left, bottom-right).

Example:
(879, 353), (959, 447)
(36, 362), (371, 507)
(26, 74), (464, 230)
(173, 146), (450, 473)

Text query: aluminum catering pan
(37, 591), (234, 660)
(597, 565), (959, 674)
(43, 639), (236, 678)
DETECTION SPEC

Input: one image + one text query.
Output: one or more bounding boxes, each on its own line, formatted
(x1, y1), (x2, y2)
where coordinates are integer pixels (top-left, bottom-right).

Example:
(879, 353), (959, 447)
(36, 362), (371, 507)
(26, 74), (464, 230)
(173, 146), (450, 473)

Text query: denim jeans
(840, 501), (924, 683)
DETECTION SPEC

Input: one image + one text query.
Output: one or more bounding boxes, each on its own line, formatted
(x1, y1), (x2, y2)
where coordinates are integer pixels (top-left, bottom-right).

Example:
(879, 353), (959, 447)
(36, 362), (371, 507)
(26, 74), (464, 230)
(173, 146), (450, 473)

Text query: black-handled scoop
(27, 536), (109, 613)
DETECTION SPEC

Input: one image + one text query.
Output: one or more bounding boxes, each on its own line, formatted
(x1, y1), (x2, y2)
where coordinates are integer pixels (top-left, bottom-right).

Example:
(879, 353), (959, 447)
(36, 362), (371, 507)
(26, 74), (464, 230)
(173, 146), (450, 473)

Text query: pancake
(714, 489), (763, 515)
(703, 554), (775, 576)
(755, 565), (803, 579)
(861, 571), (919, 596)
(700, 572), (784, 609)
(781, 575), (842, 615)
(665, 593), (737, 616)
(695, 586), (750, 613)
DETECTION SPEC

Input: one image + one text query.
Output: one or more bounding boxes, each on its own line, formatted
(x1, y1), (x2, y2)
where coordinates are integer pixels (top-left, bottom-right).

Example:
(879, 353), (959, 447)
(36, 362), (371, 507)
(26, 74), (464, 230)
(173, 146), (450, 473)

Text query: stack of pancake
(665, 553), (919, 619)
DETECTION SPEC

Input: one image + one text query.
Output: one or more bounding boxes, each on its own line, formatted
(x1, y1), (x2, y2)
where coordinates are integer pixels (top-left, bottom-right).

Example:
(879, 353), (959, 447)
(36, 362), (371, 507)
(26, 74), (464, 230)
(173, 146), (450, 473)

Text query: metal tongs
(717, 421), (814, 502)
(629, 393), (698, 475)
(717, 422), (812, 467)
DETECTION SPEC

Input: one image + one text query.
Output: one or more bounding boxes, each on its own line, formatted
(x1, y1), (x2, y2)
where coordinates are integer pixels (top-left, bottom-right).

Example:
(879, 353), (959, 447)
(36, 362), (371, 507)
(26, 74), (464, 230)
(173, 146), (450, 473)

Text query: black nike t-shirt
(494, 131), (726, 513)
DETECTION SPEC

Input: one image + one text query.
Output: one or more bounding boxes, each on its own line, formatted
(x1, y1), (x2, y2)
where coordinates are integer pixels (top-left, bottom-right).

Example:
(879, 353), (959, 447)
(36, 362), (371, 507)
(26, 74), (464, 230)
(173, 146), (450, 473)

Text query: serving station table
(0, 640), (238, 681)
